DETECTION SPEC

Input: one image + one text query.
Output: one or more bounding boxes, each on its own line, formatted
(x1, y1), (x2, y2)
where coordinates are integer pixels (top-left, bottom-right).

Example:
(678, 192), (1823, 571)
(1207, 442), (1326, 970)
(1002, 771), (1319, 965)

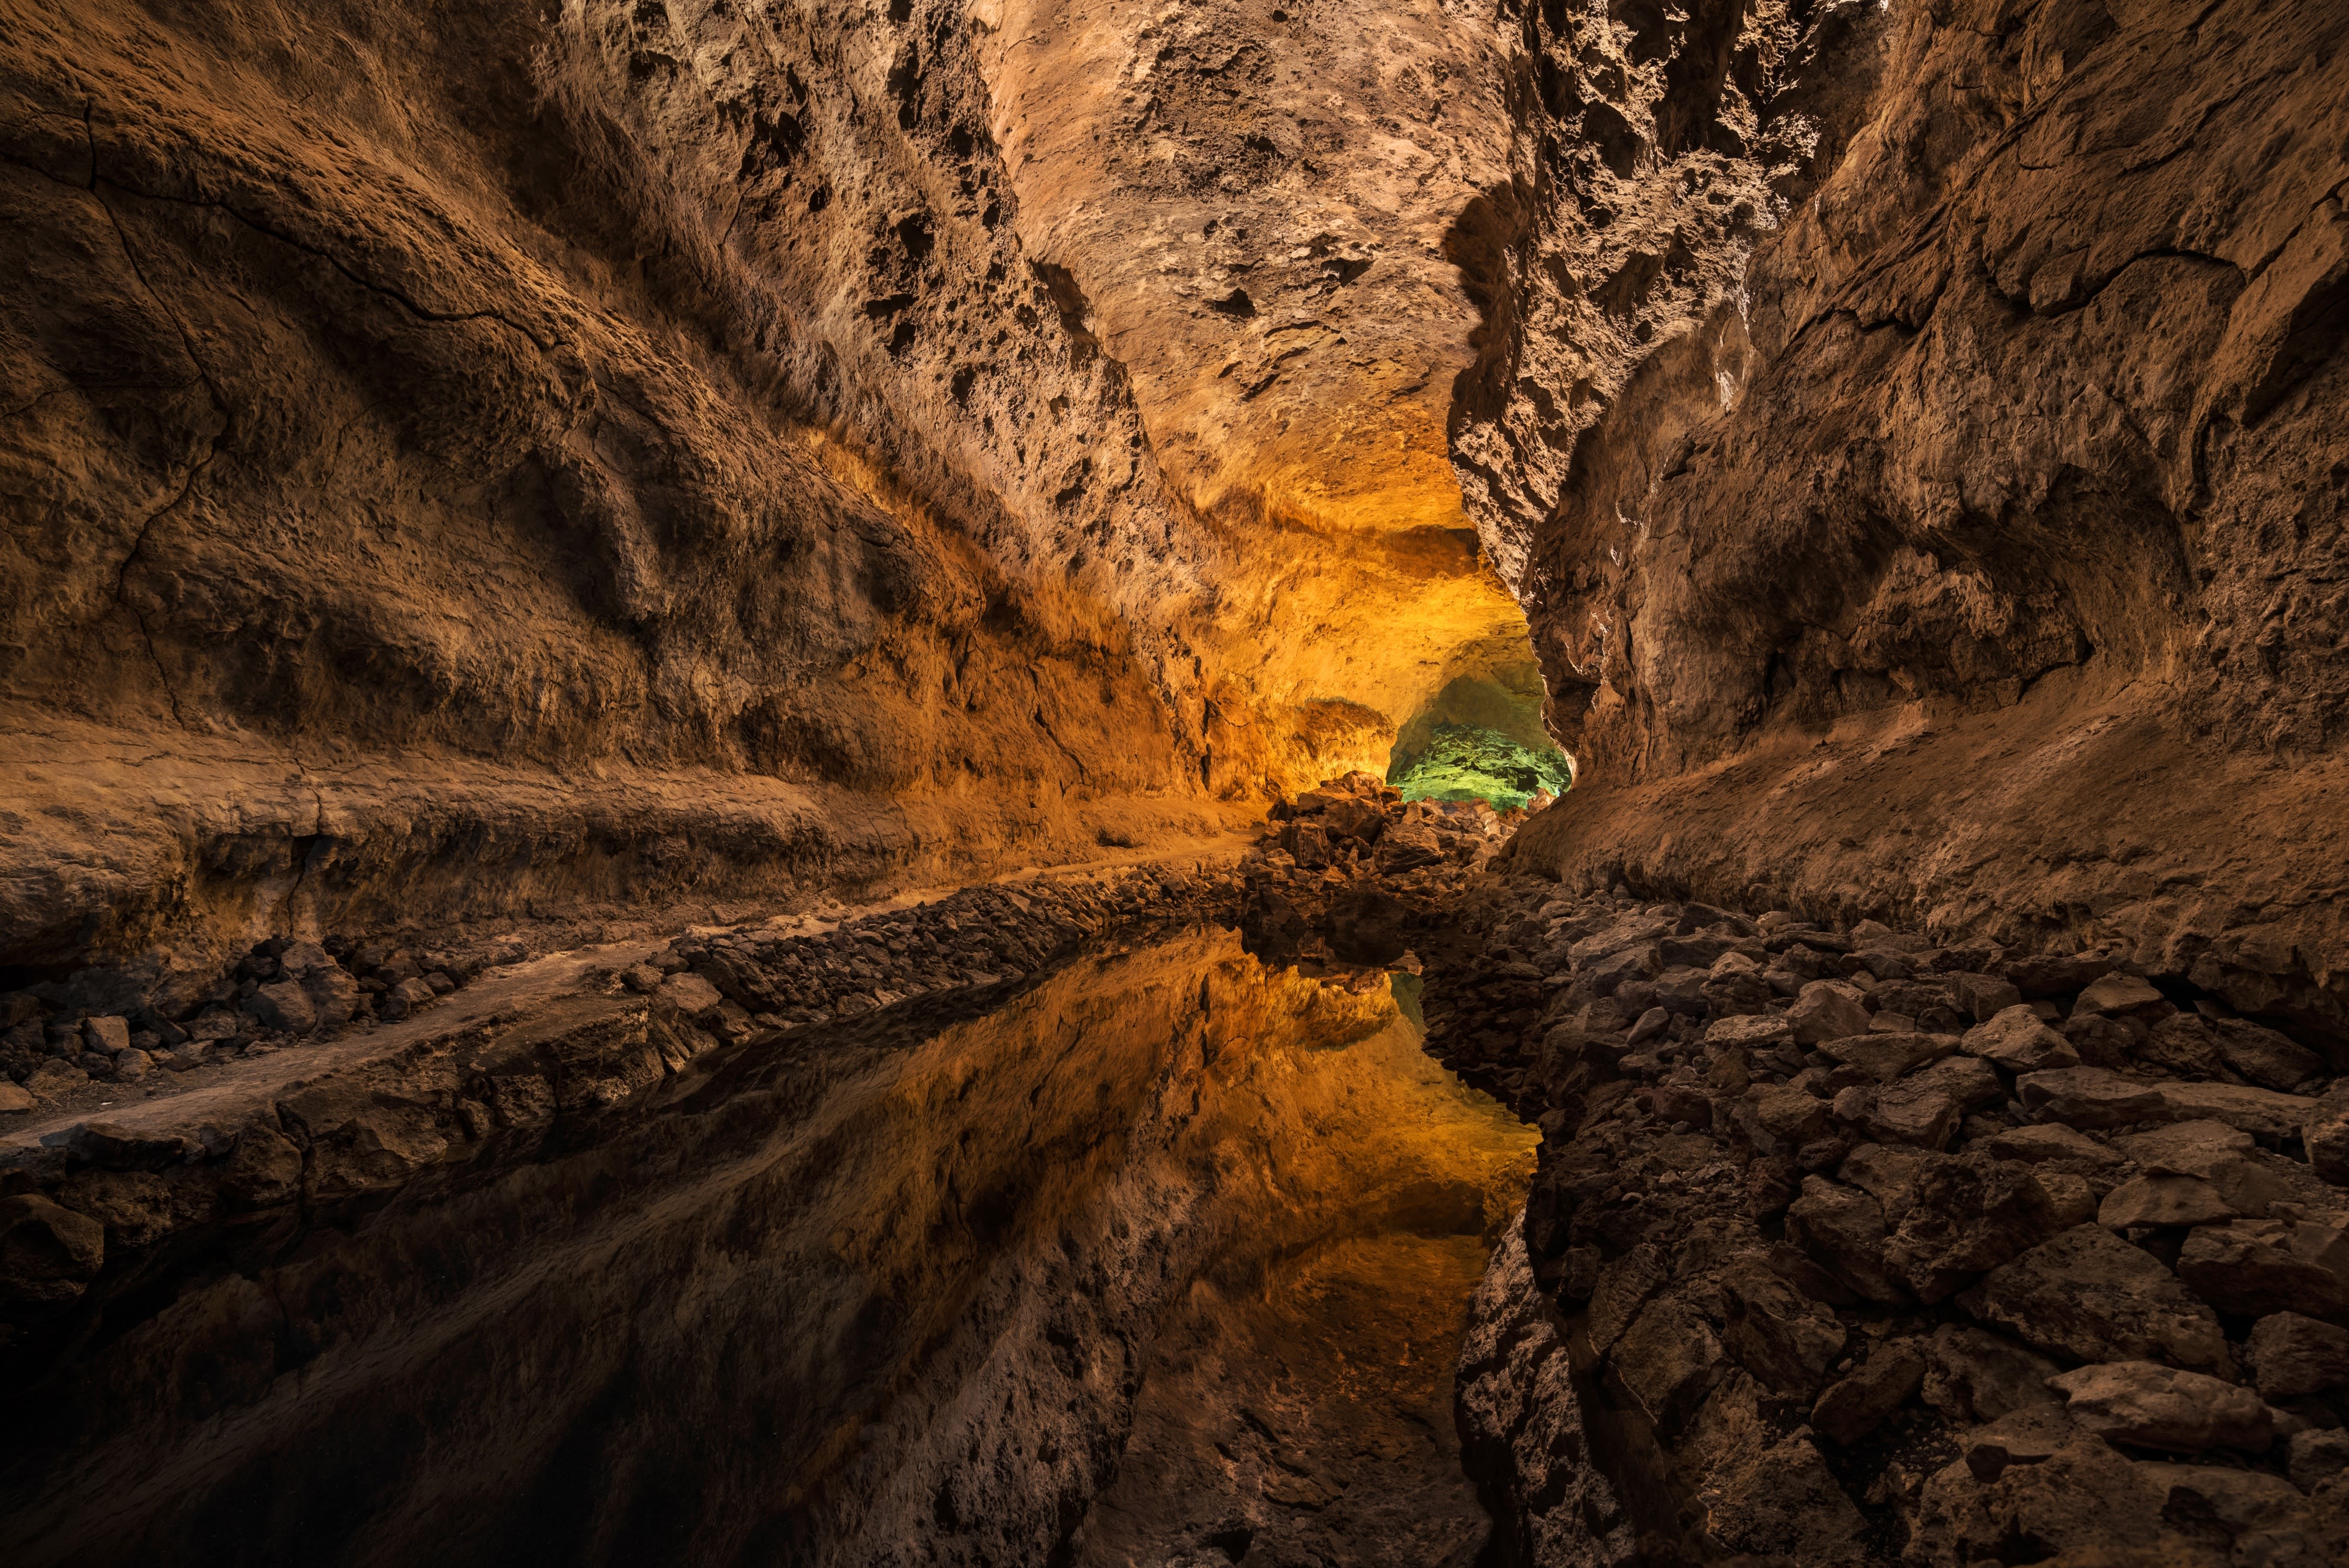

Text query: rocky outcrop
(1236, 768), (1538, 970)
(1466, 0), (2349, 1041)
(1426, 872), (2349, 1564)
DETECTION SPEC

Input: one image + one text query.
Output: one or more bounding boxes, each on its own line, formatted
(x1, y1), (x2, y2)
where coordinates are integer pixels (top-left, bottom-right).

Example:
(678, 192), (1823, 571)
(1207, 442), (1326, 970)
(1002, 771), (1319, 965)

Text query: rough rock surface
(1488, 0), (2349, 1048)
(1418, 873), (2349, 1566)
(0, 0), (1540, 982)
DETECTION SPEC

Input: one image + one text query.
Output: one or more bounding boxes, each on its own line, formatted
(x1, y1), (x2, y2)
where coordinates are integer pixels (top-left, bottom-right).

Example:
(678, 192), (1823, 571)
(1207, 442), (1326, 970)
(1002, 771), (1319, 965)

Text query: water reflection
(1, 928), (1532, 1567)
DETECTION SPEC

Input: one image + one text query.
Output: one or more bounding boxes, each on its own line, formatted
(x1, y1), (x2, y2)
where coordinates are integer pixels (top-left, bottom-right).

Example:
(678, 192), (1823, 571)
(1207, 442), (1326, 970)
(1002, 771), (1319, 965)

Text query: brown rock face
(1484, 0), (2349, 1038)
(0, 0), (1536, 970)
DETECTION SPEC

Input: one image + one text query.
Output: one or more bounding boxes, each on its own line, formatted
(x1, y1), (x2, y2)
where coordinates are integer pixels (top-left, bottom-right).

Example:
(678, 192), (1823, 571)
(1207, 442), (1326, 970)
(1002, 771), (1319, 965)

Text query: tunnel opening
(1384, 668), (1573, 812)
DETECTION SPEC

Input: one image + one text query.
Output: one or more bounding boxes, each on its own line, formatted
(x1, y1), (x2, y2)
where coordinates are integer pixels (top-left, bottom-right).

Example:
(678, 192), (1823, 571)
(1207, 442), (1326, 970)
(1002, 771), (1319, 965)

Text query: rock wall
(1424, 874), (2349, 1566)
(1465, 0), (2349, 1034)
(0, 0), (1533, 977)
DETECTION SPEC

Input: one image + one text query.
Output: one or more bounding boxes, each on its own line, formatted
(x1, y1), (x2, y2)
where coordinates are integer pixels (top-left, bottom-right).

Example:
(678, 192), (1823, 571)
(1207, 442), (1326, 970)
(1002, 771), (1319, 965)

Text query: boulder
(2244, 1311), (2349, 1400)
(24, 1061), (87, 1099)
(1786, 1176), (1910, 1304)
(1880, 1155), (2065, 1303)
(1810, 1338), (1926, 1443)
(2098, 1175), (2236, 1230)
(244, 980), (317, 1035)
(1839, 1076), (1962, 1149)
(82, 1015), (131, 1055)
(1963, 1005), (2082, 1073)
(1788, 980), (1870, 1045)
(1819, 1030), (1956, 1084)
(1920, 1324), (2063, 1423)
(2074, 974), (2165, 1014)
(2006, 954), (2116, 998)
(2308, 1096), (2349, 1186)
(1757, 1085), (1833, 1145)
(1960, 1403), (2079, 1481)
(1587, 943), (1663, 996)
(2136, 1463), (2314, 1543)
(278, 941), (361, 1029)
(0, 1082), (30, 1113)
(1977, 1123), (2123, 1167)
(2015, 1067), (2170, 1129)
(2158, 1081), (2323, 1142)
(2176, 1217), (2349, 1322)
(1950, 972), (2024, 1022)
(2288, 1429), (2349, 1491)
(48, 1121), (194, 1169)
(1718, 1258), (1846, 1397)
(2136, 1012), (2228, 1077)
(376, 977), (439, 1022)
(1911, 1054), (2005, 1110)
(0, 1194), (107, 1308)
(2048, 1361), (2273, 1451)
(2209, 1017), (2326, 1092)
(1609, 1293), (1727, 1436)
(1960, 1223), (2234, 1374)
(1705, 1013), (1793, 1049)
(1909, 1432), (2164, 1566)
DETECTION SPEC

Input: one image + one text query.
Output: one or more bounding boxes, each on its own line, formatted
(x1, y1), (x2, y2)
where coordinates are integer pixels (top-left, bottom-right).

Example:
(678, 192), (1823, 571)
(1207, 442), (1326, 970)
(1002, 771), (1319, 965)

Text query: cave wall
(0, 0), (1538, 970)
(1464, 0), (2349, 1033)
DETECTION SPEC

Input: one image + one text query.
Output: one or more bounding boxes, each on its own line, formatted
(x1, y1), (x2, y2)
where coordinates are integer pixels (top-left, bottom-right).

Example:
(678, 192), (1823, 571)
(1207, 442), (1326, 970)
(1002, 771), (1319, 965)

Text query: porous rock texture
(1469, 0), (2349, 1042)
(0, 0), (1530, 985)
(1418, 879), (2349, 1566)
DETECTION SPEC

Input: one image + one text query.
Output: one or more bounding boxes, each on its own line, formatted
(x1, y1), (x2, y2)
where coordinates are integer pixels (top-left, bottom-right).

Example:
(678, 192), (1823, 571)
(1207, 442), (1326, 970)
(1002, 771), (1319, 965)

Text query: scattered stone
(2074, 974), (2165, 1014)
(1960, 1403), (2079, 1481)
(1960, 1223), (2234, 1374)
(1920, 1324), (2062, 1423)
(2245, 1312), (2349, 1400)
(82, 1015), (131, 1055)
(1810, 1338), (1927, 1443)
(1788, 980), (1870, 1045)
(2048, 1361), (2273, 1451)
(1963, 1005), (2082, 1072)
(2176, 1217), (2349, 1322)
(0, 1082), (32, 1113)
(2209, 1017), (2327, 1092)
(0, 1193), (107, 1308)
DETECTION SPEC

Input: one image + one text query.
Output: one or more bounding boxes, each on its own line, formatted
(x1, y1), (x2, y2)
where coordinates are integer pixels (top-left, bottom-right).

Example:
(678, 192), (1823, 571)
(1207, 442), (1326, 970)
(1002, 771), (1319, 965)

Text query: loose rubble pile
(0, 862), (1237, 1345)
(1237, 770), (1540, 970)
(650, 863), (1239, 1038)
(1428, 877), (2349, 1566)
(0, 935), (506, 1112)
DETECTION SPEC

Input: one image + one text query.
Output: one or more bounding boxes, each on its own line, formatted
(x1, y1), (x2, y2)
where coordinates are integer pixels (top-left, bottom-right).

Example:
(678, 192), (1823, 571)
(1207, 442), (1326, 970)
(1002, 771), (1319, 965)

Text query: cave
(3, 1), (2347, 1563)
